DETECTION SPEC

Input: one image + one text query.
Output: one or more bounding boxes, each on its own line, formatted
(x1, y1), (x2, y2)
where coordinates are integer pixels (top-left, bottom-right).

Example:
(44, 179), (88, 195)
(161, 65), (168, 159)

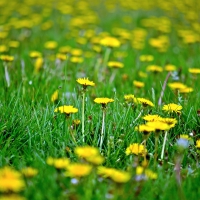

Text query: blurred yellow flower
(21, 167), (38, 178)
(100, 36), (121, 48)
(0, 55), (14, 62)
(168, 82), (187, 90)
(74, 146), (104, 165)
(97, 167), (131, 183)
(146, 121), (170, 131)
(188, 68), (200, 74)
(107, 61), (124, 68)
(196, 139), (200, 148)
(143, 114), (162, 122)
(146, 65), (163, 73)
(0, 167), (25, 192)
(164, 64), (176, 71)
(44, 41), (58, 50)
(65, 163), (92, 177)
(139, 55), (154, 62)
(51, 90), (59, 102)
(133, 80), (145, 88)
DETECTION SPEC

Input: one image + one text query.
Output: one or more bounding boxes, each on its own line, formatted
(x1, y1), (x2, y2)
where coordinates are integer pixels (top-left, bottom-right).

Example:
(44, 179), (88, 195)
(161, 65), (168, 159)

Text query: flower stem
(99, 109), (106, 152)
(154, 135), (159, 169)
(161, 131), (168, 160)
(82, 91), (85, 143)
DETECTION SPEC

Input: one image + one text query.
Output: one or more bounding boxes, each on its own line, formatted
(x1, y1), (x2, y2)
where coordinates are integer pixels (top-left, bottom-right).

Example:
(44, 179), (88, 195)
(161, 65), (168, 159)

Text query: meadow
(0, 0), (200, 199)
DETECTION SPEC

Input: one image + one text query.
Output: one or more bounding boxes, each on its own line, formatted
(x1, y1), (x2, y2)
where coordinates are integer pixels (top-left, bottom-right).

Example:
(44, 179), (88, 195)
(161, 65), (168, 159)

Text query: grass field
(0, 0), (200, 199)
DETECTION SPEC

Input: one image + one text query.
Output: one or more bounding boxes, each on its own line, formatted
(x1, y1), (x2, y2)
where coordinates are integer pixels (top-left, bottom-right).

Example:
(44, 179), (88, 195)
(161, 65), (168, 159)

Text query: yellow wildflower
(0, 55), (14, 62)
(164, 64), (176, 71)
(136, 98), (154, 107)
(162, 103), (182, 114)
(188, 68), (200, 74)
(97, 167), (131, 183)
(94, 98), (114, 105)
(0, 167), (25, 192)
(196, 139), (200, 148)
(143, 114), (162, 122)
(0, 195), (26, 200)
(135, 124), (155, 133)
(180, 134), (189, 140)
(146, 65), (163, 73)
(168, 82), (187, 90)
(179, 87), (193, 93)
(65, 163), (92, 177)
(133, 80), (145, 88)
(51, 90), (59, 102)
(76, 77), (95, 87)
(146, 121), (170, 131)
(54, 105), (78, 115)
(53, 158), (70, 169)
(139, 55), (154, 62)
(100, 36), (121, 48)
(70, 56), (84, 63)
(75, 146), (104, 165)
(29, 51), (42, 58)
(21, 167), (38, 178)
(44, 41), (58, 50)
(56, 53), (67, 61)
(125, 143), (147, 156)
(107, 61), (124, 68)
(159, 118), (177, 128)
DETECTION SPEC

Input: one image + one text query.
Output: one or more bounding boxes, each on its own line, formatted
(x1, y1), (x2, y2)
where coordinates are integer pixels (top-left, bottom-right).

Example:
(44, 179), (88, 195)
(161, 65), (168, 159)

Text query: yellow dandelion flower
(94, 98), (114, 105)
(74, 146), (104, 165)
(100, 36), (121, 48)
(146, 121), (170, 131)
(107, 61), (124, 68)
(53, 158), (70, 169)
(59, 46), (71, 54)
(180, 134), (189, 140)
(0, 167), (25, 192)
(138, 71), (148, 78)
(109, 169), (131, 183)
(76, 77), (95, 87)
(143, 114), (162, 122)
(145, 169), (158, 179)
(34, 57), (43, 73)
(146, 65), (163, 73)
(75, 146), (99, 158)
(51, 90), (59, 102)
(139, 55), (154, 62)
(196, 139), (200, 148)
(159, 118), (177, 128)
(21, 167), (38, 178)
(70, 48), (83, 56)
(54, 105), (78, 115)
(133, 80), (145, 88)
(56, 53), (67, 61)
(164, 64), (176, 71)
(46, 157), (54, 166)
(73, 119), (81, 126)
(44, 41), (58, 50)
(135, 124), (155, 133)
(136, 98), (154, 107)
(29, 51), (42, 58)
(136, 166), (157, 179)
(0, 55), (14, 62)
(125, 143), (147, 156)
(65, 163), (92, 177)
(179, 87), (193, 93)
(162, 103), (182, 114)
(70, 56), (84, 63)
(188, 68), (200, 74)
(0, 45), (8, 53)
(124, 94), (136, 102)
(97, 167), (131, 183)
(9, 41), (20, 48)
(168, 82), (187, 90)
